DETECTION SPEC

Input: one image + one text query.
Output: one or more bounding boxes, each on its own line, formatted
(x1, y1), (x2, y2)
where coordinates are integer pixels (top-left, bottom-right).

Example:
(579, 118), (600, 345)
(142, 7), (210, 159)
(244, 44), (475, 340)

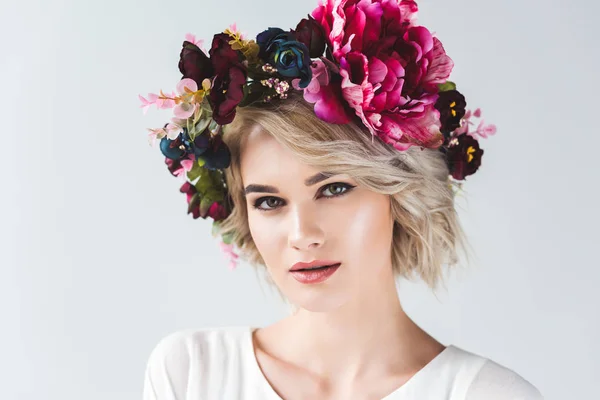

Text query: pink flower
(184, 33), (205, 51)
(474, 120), (497, 139)
(456, 108), (497, 140)
(165, 118), (185, 140)
(139, 93), (159, 115)
(166, 156), (195, 182)
(173, 78), (199, 119)
(139, 77), (207, 120)
(147, 127), (167, 147)
(227, 23), (247, 40)
(138, 91), (177, 113)
(292, 59), (354, 123)
(310, 0), (453, 150)
(219, 241), (239, 270)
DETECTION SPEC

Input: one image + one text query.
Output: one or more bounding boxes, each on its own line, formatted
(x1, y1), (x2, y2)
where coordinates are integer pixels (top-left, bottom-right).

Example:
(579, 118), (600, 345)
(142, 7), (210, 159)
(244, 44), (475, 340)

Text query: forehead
(240, 127), (316, 184)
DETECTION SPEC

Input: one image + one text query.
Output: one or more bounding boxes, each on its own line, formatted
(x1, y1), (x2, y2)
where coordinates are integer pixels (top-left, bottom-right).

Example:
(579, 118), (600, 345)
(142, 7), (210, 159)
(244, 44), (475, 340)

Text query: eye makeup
(251, 182), (356, 212)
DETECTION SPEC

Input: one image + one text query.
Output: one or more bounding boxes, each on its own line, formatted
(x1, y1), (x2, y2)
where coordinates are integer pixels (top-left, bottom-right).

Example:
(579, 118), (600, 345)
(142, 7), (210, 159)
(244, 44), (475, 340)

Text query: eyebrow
(243, 172), (336, 196)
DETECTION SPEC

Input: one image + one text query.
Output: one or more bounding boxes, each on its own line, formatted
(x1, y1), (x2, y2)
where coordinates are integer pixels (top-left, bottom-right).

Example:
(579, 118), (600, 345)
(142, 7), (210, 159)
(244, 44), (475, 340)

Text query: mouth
(294, 263), (341, 271)
(289, 263), (342, 284)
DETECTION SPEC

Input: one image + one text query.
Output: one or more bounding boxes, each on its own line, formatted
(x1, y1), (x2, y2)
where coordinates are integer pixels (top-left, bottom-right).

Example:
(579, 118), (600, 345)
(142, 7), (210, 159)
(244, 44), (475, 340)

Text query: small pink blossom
(173, 78), (199, 119)
(139, 91), (177, 113)
(165, 119), (185, 140)
(456, 108), (497, 140)
(139, 93), (159, 115)
(184, 33), (206, 51)
(147, 127), (167, 147)
(474, 120), (497, 139)
(170, 156), (194, 182)
(227, 23), (246, 40)
(219, 241), (239, 270)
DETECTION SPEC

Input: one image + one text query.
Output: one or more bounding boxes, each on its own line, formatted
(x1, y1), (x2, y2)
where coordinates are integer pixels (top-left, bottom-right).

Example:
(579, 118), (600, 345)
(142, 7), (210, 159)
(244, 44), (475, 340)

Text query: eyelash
(251, 182), (356, 212)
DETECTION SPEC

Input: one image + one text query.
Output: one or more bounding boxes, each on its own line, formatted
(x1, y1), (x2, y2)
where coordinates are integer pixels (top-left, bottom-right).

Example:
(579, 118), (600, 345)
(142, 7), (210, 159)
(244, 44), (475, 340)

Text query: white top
(142, 326), (544, 400)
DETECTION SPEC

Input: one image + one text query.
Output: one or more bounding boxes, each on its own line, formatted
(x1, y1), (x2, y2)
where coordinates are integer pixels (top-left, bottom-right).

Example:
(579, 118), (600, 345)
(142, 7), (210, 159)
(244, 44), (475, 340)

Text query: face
(240, 127), (395, 312)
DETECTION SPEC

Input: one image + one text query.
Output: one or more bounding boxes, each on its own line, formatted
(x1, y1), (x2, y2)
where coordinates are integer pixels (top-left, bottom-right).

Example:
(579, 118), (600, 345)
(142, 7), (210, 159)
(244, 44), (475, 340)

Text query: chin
(284, 282), (351, 313)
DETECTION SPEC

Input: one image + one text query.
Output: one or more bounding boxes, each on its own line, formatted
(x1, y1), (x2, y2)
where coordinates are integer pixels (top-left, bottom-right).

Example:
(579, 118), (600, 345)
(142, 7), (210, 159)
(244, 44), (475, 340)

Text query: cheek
(337, 194), (393, 261)
(247, 212), (284, 261)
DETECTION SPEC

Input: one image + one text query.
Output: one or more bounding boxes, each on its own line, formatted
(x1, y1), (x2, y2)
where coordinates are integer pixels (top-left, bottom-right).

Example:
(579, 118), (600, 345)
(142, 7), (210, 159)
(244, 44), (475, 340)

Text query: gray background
(1, 0), (598, 399)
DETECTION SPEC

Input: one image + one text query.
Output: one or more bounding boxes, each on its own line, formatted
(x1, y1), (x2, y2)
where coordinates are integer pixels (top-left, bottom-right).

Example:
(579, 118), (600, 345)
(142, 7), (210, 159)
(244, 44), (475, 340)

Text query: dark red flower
(178, 41), (215, 86)
(209, 33), (243, 74)
(207, 202), (228, 221)
(292, 15), (327, 58)
(180, 182), (202, 219)
(435, 90), (466, 135)
(445, 134), (484, 180)
(208, 34), (248, 125)
(179, 181), (229, 221)
(208, 66), (247, 125)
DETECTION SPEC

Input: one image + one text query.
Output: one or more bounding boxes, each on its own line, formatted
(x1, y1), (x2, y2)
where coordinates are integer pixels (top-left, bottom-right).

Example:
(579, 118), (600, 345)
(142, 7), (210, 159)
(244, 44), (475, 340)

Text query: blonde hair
(218, 90), (472, 300)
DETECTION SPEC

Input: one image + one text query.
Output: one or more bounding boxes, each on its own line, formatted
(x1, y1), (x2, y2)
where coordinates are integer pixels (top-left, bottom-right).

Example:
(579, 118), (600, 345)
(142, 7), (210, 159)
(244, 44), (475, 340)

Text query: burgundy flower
(292, 15), (328, 58)
(207, 202), (228, 221)
(209, 33), (242, 74)
(208, 34), (248, 125)
(208, 66), (247, 125)
(445, 133), (484, 180)
(180, 181), (202, 219)
(178, 41), (215, 86)
(179, 182), (229, 221)
(435, 89), (466, 135)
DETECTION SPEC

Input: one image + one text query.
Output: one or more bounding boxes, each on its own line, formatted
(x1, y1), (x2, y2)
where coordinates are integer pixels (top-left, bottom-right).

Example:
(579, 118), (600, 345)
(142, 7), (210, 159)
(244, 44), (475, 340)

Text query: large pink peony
(311, 0), (453, 150)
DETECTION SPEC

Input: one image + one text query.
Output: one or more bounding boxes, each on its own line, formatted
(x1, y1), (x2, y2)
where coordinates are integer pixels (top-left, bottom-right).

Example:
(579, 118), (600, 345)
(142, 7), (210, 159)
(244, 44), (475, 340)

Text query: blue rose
(256, 27), (312, 88)
(159, 129), (210, 161)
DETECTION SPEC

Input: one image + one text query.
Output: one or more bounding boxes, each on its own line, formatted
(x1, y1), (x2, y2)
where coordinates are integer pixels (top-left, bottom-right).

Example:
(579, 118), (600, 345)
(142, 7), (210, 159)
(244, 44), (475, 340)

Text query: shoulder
(146, 325), (250, 358)
(142, 326), (250, 400)
(465, 357), (544, 400)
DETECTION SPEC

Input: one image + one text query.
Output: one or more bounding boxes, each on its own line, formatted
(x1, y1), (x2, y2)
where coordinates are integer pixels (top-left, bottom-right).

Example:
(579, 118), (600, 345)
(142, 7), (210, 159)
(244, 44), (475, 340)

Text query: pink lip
(290, 263), (341, 284)
(290, 260), (341, 271)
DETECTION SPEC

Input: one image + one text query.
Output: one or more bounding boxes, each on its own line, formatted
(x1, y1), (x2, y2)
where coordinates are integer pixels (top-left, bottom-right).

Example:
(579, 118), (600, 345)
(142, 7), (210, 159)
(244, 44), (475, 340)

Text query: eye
(322, 182), (350, 197)
(251, 182), (356, 212)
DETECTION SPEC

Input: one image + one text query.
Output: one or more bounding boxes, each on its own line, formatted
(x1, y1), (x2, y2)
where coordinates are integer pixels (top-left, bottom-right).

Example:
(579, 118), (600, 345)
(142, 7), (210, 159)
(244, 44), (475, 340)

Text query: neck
(275, 272), (435, 383)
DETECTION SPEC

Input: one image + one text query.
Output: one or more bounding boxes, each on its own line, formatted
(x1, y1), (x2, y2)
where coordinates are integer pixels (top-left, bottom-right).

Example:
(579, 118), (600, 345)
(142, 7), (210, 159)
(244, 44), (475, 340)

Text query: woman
(140, 1), (543, 398)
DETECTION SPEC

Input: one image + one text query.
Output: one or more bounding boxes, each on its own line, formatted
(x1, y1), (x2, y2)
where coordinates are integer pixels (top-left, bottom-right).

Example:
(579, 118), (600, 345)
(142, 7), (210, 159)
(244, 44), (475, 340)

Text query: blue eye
(252, 182), (356, 212)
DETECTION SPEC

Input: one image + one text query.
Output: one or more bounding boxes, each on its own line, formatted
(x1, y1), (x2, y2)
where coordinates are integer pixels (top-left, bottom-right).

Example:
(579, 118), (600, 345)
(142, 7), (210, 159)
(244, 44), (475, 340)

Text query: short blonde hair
(218, 90), (472, 296)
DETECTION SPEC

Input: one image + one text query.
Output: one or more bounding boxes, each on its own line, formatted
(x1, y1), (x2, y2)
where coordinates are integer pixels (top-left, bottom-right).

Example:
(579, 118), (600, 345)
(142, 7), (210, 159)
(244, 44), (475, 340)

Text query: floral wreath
(139, 0), (497, 270)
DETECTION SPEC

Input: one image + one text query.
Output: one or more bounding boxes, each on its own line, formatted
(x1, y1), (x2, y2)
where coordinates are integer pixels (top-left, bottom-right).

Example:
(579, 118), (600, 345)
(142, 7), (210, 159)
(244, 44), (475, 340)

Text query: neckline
(243, 326), (456, 399)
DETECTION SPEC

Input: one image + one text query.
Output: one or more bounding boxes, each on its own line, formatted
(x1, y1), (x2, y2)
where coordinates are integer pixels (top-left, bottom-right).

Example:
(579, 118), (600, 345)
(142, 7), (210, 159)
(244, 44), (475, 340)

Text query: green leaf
(188, 192), (201, 214)
(239, 81), (267, 107)
(211, 220), (222, 236)
(221, 231), (234, 245)
(186, 161), (204, 182)
(194, 167), (213, 193)
(199, 196), (214, 216)
(438, 81), (456, 92)
(208, 169), (226, 189)
(194, 118), (211, 135)
(205, 187), (224, 203)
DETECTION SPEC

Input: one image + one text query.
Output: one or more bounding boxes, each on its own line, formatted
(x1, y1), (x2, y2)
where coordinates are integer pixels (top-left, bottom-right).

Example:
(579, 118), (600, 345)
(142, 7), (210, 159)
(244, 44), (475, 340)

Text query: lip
(289, 263), (341, 284)
(290, 260), (342, 271)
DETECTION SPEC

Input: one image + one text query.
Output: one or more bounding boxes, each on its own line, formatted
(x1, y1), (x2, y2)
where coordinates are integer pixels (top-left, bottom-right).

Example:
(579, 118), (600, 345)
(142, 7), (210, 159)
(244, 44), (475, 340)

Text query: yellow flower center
(467, 146), (475, 163)
(450, 101), (457, 117)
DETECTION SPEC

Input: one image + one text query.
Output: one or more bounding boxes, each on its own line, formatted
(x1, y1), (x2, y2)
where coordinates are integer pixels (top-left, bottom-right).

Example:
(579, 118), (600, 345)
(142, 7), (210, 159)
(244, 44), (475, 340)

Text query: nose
(287, 203), (325, 250)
